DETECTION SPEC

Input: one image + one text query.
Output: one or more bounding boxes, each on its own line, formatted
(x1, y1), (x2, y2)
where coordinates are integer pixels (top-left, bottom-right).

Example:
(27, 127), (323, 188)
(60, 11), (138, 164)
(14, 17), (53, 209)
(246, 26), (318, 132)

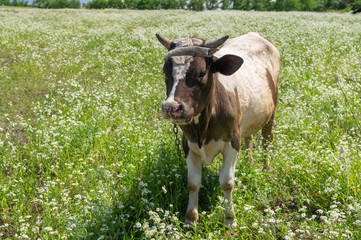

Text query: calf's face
(156, 35), (243, 125)
(162, 55), (212, 124)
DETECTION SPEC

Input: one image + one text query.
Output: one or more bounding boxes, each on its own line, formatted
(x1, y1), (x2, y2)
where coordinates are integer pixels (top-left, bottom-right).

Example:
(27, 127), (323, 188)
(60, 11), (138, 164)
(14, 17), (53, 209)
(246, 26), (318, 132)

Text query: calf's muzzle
(161, 100), (184, 119)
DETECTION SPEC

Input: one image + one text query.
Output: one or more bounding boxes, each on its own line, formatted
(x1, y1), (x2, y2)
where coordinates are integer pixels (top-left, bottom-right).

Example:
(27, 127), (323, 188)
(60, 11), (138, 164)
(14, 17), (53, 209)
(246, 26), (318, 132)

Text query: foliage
(0, 0), (28, 6)
(32, 0), (80, 8)
(1, 9), (361, 239)
(83, 0), (107, 9)
(2, 0), (361, 11)
(81, 0), (361, 11)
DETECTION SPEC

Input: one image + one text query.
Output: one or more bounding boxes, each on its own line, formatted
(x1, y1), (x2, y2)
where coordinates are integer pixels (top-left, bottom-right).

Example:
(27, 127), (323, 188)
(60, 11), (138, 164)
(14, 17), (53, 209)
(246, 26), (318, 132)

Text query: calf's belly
(240, 106), (274, 138)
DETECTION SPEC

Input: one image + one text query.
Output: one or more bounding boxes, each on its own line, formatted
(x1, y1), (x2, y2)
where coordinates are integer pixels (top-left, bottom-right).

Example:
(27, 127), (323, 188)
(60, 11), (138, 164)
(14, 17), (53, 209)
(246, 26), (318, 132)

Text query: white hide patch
(188, 140), (225, 166)
(219, 142), (238, 185)
(218, 76), (236, 94)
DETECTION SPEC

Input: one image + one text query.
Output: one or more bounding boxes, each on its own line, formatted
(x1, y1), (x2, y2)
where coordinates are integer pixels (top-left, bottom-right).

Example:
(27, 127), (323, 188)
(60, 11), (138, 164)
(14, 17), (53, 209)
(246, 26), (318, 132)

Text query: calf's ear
(212, 55), (244, 76)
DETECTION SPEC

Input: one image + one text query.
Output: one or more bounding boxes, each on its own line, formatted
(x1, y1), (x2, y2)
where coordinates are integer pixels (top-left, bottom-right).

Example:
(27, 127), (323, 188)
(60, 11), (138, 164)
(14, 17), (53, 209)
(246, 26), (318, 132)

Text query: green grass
(1, 8), (361, 239)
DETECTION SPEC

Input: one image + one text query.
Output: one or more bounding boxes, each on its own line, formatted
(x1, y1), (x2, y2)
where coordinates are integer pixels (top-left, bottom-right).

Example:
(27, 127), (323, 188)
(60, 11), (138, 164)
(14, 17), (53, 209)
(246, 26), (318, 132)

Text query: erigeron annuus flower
(244, 204), (254, 211)
(299, 206), (307, 212)
(316, 209), (323, 214)
(44, 226), (53, 231)
(154, 217), (161, 223)
(309, 215), (316, 220)
(347, 204), (355, 211)
(145, 229), (154, 237)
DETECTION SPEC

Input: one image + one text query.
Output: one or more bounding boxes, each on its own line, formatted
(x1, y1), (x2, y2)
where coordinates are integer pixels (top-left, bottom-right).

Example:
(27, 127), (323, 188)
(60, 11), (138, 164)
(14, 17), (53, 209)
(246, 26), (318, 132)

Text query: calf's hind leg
(244, 136), (254, 165)
(261, 111), (275, 170)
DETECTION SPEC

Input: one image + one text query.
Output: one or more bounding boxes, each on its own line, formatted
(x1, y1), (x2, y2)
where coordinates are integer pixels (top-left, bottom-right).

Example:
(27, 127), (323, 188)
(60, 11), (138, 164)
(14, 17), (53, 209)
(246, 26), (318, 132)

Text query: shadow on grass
(103, 139), (222, 239)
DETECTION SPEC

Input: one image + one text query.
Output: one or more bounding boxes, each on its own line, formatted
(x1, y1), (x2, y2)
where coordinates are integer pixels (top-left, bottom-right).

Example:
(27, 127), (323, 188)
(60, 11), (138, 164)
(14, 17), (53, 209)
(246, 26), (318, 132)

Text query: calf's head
(156, 34), (243, 125)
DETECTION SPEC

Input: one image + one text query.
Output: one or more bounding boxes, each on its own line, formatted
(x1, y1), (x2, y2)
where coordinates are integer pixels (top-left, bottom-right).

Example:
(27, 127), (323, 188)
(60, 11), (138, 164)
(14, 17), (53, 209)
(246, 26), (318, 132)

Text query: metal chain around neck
(173, 124), (187, 183)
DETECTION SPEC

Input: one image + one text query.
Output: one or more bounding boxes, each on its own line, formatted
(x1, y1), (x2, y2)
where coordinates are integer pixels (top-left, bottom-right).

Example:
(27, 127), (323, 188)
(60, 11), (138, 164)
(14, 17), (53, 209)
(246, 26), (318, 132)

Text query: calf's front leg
(219, 142), (239, 227)
(185, 151), (202, 225)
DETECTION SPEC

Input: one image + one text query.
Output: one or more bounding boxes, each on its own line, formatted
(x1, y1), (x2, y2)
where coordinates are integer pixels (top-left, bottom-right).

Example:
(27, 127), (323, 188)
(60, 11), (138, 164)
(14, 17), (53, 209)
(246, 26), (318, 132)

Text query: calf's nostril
(178, 104), (183, 110)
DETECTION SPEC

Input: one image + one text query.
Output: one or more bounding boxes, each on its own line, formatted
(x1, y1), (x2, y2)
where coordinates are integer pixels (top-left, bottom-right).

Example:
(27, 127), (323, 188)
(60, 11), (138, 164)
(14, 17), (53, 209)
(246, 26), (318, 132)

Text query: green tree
(221, 0), (232, 9)
(33, 0), (80, 8)
(252, 0), (271, 10)
(300, 0), (318, 10)
(187, 0), (205, 10)
(84, 0), (107, 9)
(352, 0), (361, 10)
(206, 0), (219, 9)
(134, 0), (160, 9)
(323, 0), (350, 9)
(1, 0), (29, 6)
(274, 0), (301, 10)
(123, 0), (136, 8)
(160, 0), (179, 9)
(108, 0), (124, 8)
(233, 0), (251, 10)
(178, 0), (187, 8)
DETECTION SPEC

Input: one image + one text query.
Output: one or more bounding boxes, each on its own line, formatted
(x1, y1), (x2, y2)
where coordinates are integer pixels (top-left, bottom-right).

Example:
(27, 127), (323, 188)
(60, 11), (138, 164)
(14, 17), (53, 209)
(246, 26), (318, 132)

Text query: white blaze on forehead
(166, 37), (203, 102)
(167, 56), (193, 102)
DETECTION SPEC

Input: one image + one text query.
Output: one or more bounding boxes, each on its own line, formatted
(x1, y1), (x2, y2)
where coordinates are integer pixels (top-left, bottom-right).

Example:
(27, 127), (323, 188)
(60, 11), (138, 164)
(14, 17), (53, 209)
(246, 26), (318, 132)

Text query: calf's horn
(164, 46), (218, 62)
(205, 35), (229, 48)
(156, 33), (171, 50)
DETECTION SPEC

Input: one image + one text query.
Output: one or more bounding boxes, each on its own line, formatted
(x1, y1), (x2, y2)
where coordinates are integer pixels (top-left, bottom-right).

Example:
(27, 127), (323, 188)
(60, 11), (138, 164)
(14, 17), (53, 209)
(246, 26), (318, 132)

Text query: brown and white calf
(156, 32), (280, 226)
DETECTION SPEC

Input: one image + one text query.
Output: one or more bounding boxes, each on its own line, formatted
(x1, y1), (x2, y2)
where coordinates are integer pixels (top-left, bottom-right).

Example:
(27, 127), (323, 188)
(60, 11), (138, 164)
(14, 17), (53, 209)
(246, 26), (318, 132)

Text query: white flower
(44, 226), (53, 231)
(299, 206), (307, 212)
(244, 204), (254, 211)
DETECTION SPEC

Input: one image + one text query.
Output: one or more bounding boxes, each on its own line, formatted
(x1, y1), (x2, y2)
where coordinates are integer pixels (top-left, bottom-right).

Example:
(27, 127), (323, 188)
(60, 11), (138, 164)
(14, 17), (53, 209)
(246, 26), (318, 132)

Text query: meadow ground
(0, 8), (361, 239)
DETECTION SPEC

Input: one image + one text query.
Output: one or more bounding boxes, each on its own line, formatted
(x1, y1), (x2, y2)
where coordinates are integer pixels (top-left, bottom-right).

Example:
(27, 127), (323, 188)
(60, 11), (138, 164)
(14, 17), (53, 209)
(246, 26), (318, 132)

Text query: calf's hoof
(185, 209), (198, 226)
(224, 216), (237, 228)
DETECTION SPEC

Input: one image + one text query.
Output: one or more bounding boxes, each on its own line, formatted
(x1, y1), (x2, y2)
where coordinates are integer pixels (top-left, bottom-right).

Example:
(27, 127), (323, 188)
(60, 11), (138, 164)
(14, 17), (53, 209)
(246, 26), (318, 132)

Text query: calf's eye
(199, 71), (206, 79)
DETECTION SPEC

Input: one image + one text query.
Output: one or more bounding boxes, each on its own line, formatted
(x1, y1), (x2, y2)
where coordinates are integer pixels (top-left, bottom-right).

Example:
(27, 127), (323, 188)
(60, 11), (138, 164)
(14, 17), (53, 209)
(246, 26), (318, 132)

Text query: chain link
(173, 124), (187, 183)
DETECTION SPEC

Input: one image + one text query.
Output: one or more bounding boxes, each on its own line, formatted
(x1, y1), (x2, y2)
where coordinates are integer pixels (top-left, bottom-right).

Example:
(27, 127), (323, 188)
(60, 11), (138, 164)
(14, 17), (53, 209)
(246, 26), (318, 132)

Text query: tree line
(0, 0), (80, 8)
(1, 0), (361, 12)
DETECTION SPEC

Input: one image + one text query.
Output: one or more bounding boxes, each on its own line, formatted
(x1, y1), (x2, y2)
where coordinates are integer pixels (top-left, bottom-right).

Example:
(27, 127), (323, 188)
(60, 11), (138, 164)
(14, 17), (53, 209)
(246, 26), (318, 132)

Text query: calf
(156, 32), (280, 226)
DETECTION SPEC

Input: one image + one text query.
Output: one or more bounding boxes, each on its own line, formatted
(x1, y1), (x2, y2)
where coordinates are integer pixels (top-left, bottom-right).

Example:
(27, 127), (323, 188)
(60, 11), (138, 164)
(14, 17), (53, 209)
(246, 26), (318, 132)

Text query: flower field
(0, 8), (361, 239)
